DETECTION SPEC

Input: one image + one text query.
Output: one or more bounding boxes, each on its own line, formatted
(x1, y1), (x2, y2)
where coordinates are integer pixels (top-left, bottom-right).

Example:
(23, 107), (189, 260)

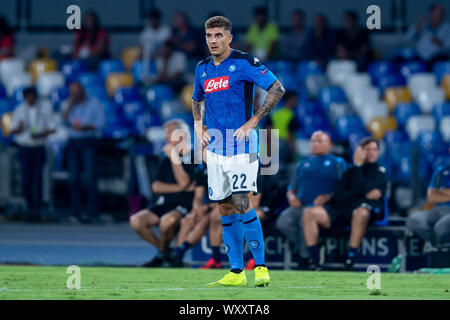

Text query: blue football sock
(241, 208), (265, 266)
(175, 241), (192, 258)
(221, 214), (244, 271)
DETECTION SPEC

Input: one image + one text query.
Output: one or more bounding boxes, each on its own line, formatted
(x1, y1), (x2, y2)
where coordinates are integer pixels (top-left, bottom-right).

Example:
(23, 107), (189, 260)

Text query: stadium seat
(348, 130), (371, 151)
(121, 47), (141, 70)
(265, 60), (294, 74)
(299, 114), (330, 136)
(61, 60), (87, 84)
(276, 72), (298, 91)
(0, 99), (13, 115)
(359, 101), (388, 126)
(297, 101), (325, 118)
(440, 116), (450, 141)
(99, 59), (125, 81)
(416, 130), (448, 156)
(146, 85), (174, 110)
(318, 86), (347, 109)
(377, 74), (406, 94)
(105, 72), (133, 96)
(384, 129), (409, 145)
(36, 71), (65, 97)
(326, 60), (357, 85)
(29, 58), (57, 82)
(342, 72), (372, 96)
(432, 102), (450, 123)
(131, 60), (157, 83)
(406, 115), (436, 140)
(441, 75), (450, 100)
(335, 115), (365, 141)
(368, 61), (396, 85)
(114, 86), (141, 105)
(10, 87), (25, 106)
(393, 102), (421, 129)
(5, 72), (32, 97)
(0, 85), (5, 99)
(296, 61), (323, 84)
(0, 58), (25, 85)
(407, 73), (437, 99)
(416, 86), (445, 114)
(389, 46), (418, 62)
(49, 87), (69, 111)
(432, 61), (450, 84)
(384, 87), (412, 112)
(327, 102), (353, 123)
(348, 86), (380, 113)
(160, 100), (186, 122)
(305, 74), (329, 98)
(368, 117), (397, 140)
(78, 72), (103, 88)
(400, 61), (427, 79)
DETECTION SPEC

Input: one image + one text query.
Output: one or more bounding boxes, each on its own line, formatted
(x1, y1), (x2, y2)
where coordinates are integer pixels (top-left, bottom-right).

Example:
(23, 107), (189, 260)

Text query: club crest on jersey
(204, 76), (229, 93)
(229, 64), (236, 72)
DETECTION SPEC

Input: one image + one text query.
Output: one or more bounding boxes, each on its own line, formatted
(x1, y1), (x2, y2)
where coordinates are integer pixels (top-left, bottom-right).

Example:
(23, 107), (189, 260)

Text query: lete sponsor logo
(204, 76), (229, 93)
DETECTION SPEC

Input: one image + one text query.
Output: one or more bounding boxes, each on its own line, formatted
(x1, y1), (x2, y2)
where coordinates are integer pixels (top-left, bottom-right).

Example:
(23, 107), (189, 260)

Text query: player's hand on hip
(194, 122), (211, 147)
(234, 118), (258, 142)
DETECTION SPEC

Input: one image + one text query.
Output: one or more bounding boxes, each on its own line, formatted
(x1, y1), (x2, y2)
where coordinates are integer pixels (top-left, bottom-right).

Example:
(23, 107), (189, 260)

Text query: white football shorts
(206, 150), (259, 201)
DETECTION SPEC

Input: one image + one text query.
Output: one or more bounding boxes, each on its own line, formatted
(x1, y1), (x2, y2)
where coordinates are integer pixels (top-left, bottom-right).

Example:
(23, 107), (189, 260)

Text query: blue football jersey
(192, 49), (277, 156)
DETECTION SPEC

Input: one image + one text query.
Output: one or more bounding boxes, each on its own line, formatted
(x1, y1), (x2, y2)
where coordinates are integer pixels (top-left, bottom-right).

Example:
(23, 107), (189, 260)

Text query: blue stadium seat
(296, 61), (323, 84)
(61, 60), (87, 84)
(296, 100), (325, 118)
(49, 87), (69, 111)
(317, 86), (347, 109)
(134, 111), (152, 136)
(0, 99), (13, 115)
(0, 85), (6, 99)
(114, 86), (141, 104)
(122, 100), (146, 124)
(399, 61), (427, 79)
(374, 189), (390, 227)
(389, 47), (419, 62)
(395, 152), (412, 185)
(265, 60), (294, 74)
(377, 73), (406, 94)
(432, 61), (450, 84)
(10, 87), (25, 107)
(146, 85), (174, 110)
(300, 114), (330, 136)
(131, 60), (157, 83)
(78, 72), (103, 88)
(348, 131), (370, 151)
(416, 130), (448, 156)
(368, 61), (396, 85)
(432, 102), (450, 123)
(393, 102), (421, 129)
(297, 86), (310, 103)
(99, 59), (125, 80)
(276, 72), (298, 91)
(334, 115), (365, 141)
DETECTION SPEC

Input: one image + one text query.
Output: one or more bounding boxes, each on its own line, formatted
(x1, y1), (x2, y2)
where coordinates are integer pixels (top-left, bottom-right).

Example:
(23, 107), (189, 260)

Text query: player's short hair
(205, 16), (232, 32)
(360, 137), (379, 149)
(164, 118), (190, 134)
(23, 86), (37, 97)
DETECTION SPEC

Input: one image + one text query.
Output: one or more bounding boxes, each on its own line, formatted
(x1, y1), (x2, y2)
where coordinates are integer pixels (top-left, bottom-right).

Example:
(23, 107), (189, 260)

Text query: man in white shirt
(140, 9), (171, 59)
(9, 87), (55, 221)
(405, 3), (450, 62)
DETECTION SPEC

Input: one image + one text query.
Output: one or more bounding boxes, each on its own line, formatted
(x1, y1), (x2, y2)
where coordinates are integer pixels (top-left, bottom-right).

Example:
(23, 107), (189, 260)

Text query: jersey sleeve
(192, 63), (205, 101)
(242, 54), (277, 91)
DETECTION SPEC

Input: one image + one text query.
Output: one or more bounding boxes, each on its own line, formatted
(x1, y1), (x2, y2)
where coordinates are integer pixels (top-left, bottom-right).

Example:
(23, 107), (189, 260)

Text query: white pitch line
(0, 286), (324, 293)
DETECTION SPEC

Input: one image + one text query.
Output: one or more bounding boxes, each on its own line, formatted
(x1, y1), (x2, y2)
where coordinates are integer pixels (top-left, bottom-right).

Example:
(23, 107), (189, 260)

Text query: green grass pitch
(0, 265), (449, 300)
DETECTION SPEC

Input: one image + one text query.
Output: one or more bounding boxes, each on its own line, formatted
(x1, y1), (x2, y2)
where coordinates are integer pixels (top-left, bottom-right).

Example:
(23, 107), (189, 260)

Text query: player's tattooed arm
(192, 99), (211, 147)
(254, 80), (286, 120)
(234, 80), (285, 141)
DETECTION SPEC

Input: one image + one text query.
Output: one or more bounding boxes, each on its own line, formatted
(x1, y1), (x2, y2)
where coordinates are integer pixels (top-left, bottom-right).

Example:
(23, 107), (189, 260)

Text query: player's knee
(406, 212), (423, 231)
(160, 214), (177, 231)
(433, 219), (450, 245)
(353, 208), (370, 222)
(181, 214), (194, 228)
(129, 210), (148, 231)
(302, 207), (314, 223)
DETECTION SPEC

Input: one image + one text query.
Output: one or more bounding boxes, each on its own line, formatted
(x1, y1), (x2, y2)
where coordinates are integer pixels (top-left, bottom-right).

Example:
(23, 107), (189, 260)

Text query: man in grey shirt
(281, 9), (308, 62)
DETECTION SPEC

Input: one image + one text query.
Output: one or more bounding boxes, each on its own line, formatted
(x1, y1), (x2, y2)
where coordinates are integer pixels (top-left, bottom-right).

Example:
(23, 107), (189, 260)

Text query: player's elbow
(151, 181), (163, 193)
(427, 188), (440, 204)
(178, 178), (191, 190)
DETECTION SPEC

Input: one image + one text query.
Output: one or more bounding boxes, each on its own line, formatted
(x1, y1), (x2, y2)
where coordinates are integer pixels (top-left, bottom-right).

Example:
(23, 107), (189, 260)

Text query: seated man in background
(62, 82), (105, 224)
(276, 131), (347, 269)
(129, 119), (197, 267)
(407, 153), (450, 260)
(9, 87), (55, 221)
(169, 163), (218, 267)
(303, 137), (388, 270)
